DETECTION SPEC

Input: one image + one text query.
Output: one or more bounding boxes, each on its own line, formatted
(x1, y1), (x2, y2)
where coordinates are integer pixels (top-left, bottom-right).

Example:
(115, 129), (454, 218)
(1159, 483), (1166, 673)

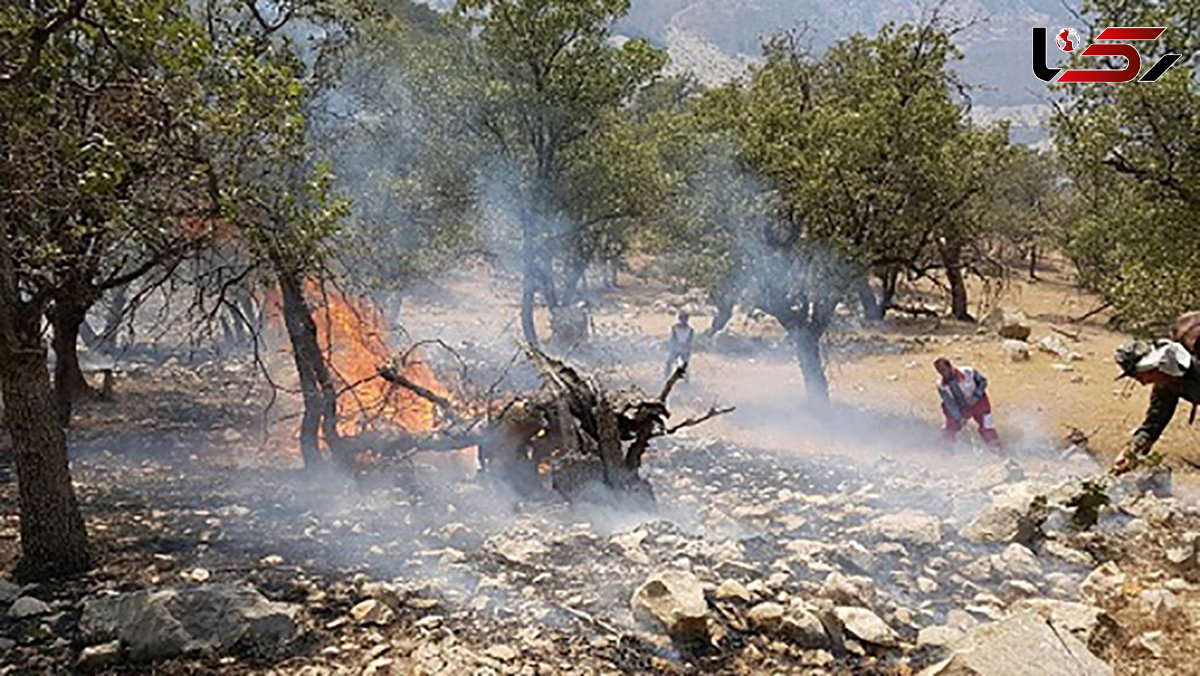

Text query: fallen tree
(371, 342), (733, 507)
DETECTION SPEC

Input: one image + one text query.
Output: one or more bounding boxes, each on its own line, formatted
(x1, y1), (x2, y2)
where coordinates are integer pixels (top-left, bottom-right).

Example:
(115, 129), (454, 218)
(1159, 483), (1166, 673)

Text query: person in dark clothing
(1112, 338), (1200, 474)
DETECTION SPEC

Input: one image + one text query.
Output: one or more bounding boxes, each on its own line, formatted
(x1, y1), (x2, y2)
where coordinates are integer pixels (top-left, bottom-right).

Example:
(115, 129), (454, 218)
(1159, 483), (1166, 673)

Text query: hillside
(615, 0), (1078, 143)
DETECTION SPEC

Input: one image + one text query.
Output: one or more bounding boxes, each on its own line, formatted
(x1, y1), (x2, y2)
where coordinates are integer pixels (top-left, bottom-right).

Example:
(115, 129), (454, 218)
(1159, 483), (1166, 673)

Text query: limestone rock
(920, 610), (1112, 676)
(869, 511), (942, 546)
(747, 602), (785, 631)
(79, 584), (298, 661)
(76, 641), (122, 671)
(834, 606), (897, 647)
(1080, 562), (1126, 607)
(820, 572), (876, 608)
(631, 570), (710, 641)
(1002, 340), (1031, 362)
(349, 599), (395, 626)
(961, 482), (1049, 544)
(780, 607), (830, 648)
(992, 543), (1042, 579)
(1138, 588), (1182, 622)
(1037, 335), (1081, 362)
(1010, 598), (1121, 653)
(918, 625), (966, 647)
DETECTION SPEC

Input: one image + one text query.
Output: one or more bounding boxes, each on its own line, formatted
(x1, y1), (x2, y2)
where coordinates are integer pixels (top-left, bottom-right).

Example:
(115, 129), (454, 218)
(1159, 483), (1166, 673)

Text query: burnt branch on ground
(365, 342), (734, 506)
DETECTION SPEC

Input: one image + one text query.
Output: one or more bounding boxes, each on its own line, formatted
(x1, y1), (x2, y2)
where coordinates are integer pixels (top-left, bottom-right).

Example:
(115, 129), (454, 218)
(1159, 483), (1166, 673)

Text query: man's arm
(1133, 385), (1180, 452)
(972, 370), (988, 399)
(938, 387), (962, 420)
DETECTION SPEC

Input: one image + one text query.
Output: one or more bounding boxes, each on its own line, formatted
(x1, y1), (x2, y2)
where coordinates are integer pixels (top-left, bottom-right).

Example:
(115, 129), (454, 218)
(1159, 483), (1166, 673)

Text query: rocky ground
(3, 353), (1200, 674)
(5, 258), (1200, 674)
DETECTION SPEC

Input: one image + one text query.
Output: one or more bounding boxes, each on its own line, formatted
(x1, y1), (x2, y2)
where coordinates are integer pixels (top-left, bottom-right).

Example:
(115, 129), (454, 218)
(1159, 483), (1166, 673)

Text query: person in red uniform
(934, 357), (1003, 452)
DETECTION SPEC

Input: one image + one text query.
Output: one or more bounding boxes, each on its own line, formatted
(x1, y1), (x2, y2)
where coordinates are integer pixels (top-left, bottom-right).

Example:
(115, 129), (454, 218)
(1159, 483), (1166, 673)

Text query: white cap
(1136, 340), (1192, 377)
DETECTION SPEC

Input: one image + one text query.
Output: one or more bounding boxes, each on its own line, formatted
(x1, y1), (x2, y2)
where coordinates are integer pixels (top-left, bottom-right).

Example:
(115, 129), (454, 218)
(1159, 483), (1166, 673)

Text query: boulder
(834, 606), (897, 647)
(920, 611), (1112, 676)
(869, 511), (942, 546)
(961, 482), (1049, 544)
(1010, 598), (1121, 653)
(630, 570), (710, 641)
(968, 460), (1026, 491)
(7, 596), (50, 619)
(988, 308), (1031, 341)
(1002, 340), (1031, 362)
(781, 606), (830, 648)
(1138, 588), (1183, 622)
(1165, 531), (1200, 580)
(918, 625), (966, 648)
(79, 584), (299, 661)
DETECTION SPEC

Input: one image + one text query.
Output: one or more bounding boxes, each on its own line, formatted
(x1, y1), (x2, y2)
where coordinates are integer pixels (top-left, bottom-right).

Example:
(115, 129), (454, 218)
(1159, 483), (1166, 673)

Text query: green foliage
(661, 21), (999, 317)
(0, 1), (217, 308)
(1054, 0), (1200, 331)
(1066, 478), (1111, 531)
(447, 0), (670, 322)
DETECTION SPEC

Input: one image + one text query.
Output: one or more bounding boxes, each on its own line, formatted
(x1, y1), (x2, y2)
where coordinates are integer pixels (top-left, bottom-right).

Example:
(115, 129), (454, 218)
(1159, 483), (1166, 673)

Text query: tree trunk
(1028, 245), (1039, 281)
(520, 219), (539, 347)
(274, 263), (339, 470)
(49, 303), (94, 427)
(941, 240), (973, 322)
(707, 295), (734, 337)
(855, 277), (883, 321)
(0, 292), (90, 581)
(791, 325), (829, 404)
(879, 268), (899, 312)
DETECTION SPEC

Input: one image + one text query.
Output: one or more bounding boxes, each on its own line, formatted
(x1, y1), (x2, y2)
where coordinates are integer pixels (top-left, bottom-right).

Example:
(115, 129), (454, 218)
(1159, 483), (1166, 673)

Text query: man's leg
(970, 396), (1004, 453)
(942, 406), (963, 447)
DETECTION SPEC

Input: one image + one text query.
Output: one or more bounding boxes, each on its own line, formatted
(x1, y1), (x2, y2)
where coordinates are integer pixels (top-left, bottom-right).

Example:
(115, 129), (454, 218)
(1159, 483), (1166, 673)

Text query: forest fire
(307, 282), (450, 437)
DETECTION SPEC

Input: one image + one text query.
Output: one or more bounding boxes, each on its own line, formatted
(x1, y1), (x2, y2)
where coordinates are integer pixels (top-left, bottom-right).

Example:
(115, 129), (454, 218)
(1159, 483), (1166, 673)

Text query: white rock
(869, 511), (942, 546)
(922, 610), (1112, 676)
(1138, 588), (1183, 622)
(76, 640), (122, 670)
(349, 599), (395, 626)
(747, 602), (785, 631)
(1002, 340), (1031, 362)
(1080, 562), (1127, 606)
(992, 543), (1042, 579)
(834, 606), (897, 647)
(80, 584), (298, 661)
(630, 570), (710, 640)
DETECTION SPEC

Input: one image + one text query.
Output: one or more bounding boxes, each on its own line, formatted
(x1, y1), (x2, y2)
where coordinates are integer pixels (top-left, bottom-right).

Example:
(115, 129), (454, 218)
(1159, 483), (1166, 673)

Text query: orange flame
(305, 281), (448, 436)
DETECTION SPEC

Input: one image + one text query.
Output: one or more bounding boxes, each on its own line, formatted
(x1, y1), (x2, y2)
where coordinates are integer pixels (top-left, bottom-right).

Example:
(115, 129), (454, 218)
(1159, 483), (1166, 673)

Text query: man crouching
(934, 357), (1004, 453)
